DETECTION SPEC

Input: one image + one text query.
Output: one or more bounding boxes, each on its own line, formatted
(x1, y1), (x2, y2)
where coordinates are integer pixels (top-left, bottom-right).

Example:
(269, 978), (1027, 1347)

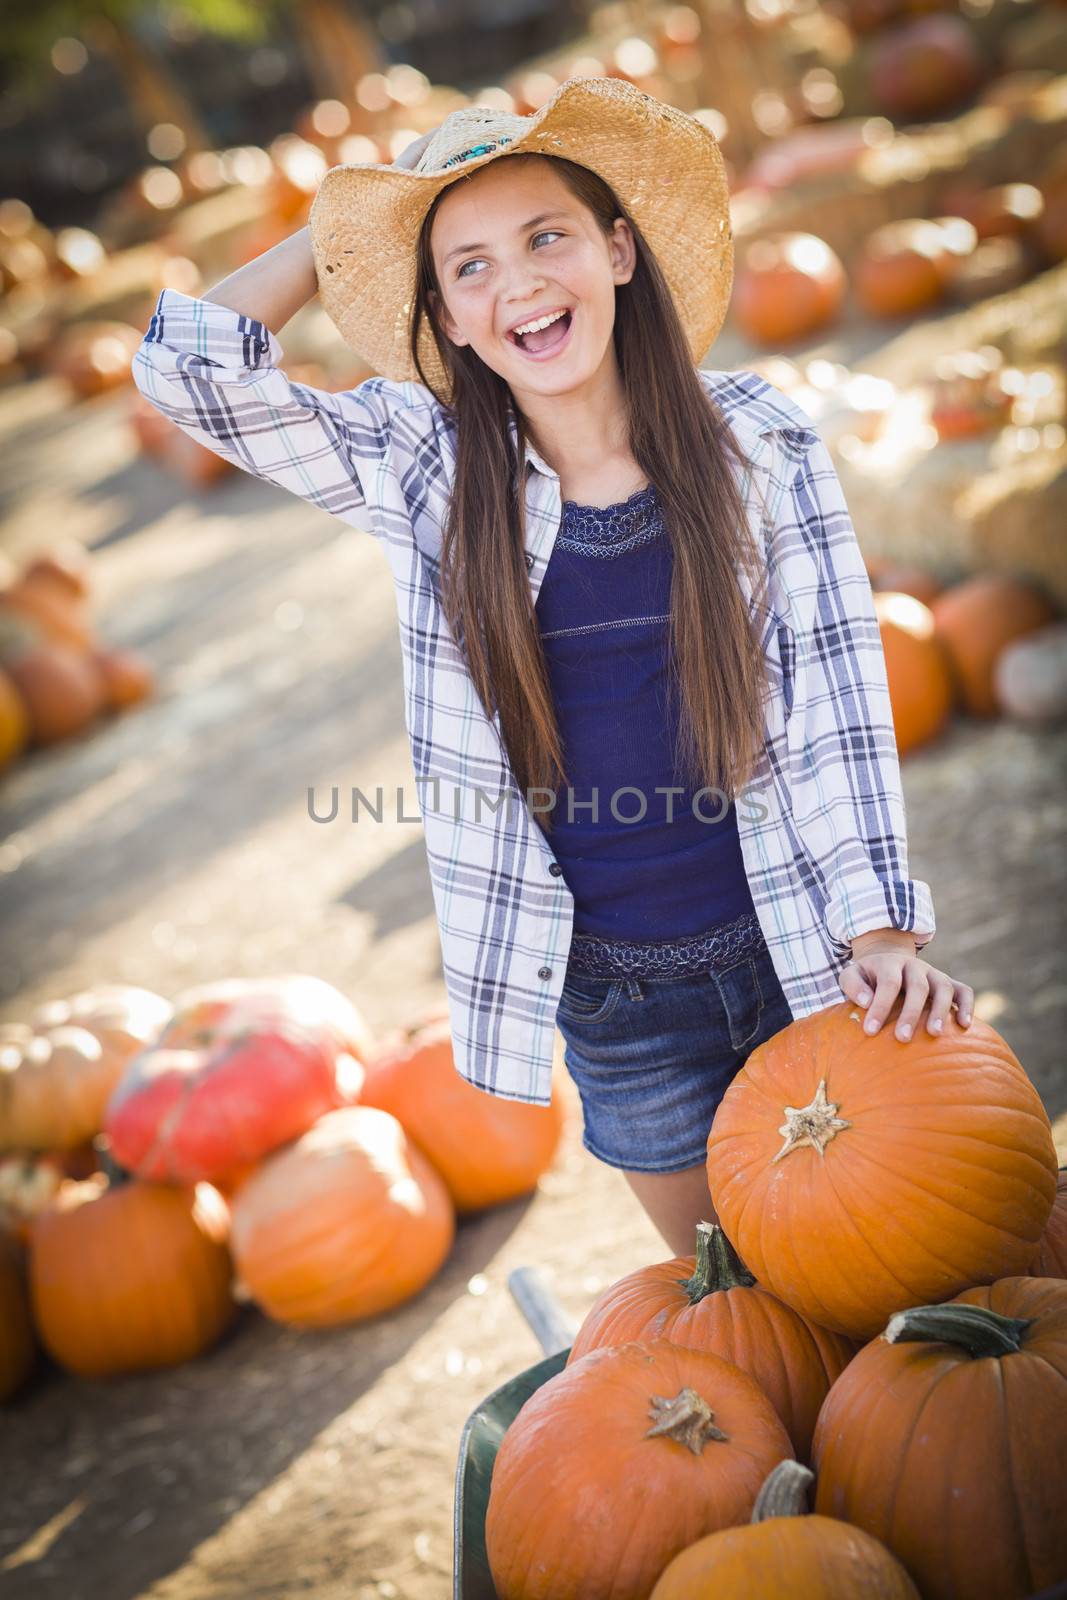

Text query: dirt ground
(0, 362), (1065, 1600)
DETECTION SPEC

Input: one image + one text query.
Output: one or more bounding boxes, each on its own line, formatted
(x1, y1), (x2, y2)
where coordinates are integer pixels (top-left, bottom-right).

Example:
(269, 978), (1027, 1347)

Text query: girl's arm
(778, 429), (936, 958)
(131, 227), (404, 525)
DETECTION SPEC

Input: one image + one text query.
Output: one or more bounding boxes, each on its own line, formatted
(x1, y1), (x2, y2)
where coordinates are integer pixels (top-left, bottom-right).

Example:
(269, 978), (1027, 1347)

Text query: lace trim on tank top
(556, 482), (663, 559)
(566, 909), (765, 979)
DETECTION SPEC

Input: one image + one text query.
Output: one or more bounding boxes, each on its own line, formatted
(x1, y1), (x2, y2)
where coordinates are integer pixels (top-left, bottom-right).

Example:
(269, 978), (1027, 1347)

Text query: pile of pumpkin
(0, 540), (154, 770)
(0, 975), (568, 1394)
(484, 997), (1067, 1600)
(865, 564), (1067, 755)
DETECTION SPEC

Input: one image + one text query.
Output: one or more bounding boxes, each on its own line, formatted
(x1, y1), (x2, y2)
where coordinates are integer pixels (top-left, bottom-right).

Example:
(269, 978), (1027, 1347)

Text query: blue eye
(455, 231), (563, 279)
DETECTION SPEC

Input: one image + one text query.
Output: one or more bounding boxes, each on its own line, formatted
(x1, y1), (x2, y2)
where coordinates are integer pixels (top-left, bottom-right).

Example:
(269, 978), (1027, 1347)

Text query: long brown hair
(410, 153), (771, 836)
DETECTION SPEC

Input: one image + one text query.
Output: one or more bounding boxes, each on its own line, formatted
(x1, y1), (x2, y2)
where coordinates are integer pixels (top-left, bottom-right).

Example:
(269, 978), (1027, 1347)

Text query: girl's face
(429, 157), (636, 402)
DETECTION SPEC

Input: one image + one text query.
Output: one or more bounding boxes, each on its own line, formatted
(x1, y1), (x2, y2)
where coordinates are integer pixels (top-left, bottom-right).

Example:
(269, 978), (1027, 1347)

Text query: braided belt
(566, 909), (766, 980)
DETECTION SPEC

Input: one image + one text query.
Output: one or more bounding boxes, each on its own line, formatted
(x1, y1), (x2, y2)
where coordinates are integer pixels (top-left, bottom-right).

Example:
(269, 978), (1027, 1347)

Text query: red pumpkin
(360, 1013), (566, 1213)
(1030, 1168), (1067, 1279)
(706, 1000), (1058, 1339)
(567, 1221), (856, 1462)
(105, 975), (373, 1183)
(229, 1105), (454, 1326)
(486, 1338), (794, 1599)
(813, 1277), (1067, 1600)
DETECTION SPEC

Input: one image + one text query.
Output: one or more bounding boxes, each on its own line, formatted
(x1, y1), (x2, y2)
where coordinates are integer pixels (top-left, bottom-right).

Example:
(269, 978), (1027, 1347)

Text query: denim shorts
(554, 939), (795, 1174)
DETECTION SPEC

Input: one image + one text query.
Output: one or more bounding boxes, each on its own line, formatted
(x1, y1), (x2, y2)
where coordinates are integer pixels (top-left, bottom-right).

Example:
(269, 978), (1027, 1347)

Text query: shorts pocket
(556, 971), (623, 1026)
(709, 956), (765, 1052)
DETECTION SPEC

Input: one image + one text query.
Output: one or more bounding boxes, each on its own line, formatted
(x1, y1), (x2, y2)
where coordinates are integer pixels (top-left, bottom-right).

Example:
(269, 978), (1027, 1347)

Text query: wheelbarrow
(452, 1271), (1067, 1600)
(453, 1266), (576, 1599)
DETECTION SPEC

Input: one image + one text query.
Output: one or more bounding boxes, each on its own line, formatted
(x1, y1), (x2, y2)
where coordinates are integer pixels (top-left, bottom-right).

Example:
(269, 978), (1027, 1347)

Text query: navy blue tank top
(533, 482), (758, 958)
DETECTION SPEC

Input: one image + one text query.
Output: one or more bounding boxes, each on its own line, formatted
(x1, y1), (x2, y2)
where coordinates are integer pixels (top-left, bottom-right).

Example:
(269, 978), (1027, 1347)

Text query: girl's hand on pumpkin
(839, 935), (974, 1043)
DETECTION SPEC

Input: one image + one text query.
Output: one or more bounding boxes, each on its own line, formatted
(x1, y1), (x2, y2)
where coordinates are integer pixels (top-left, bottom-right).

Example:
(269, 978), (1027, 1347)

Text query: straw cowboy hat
(308, 75), (734, 401)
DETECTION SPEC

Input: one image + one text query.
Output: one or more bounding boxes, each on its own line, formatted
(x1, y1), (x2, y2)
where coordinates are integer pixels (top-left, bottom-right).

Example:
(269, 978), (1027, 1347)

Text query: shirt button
(548, 862), (563, 876)
(524, 552), (534, 570)
(537, 966), (552, 980)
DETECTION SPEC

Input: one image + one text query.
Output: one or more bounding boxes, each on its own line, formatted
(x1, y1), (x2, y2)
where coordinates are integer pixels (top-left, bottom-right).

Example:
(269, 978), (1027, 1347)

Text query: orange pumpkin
(2, 987), (169, 1155)
(1030, 1168), (1067, 1279)
(0, 610), (105, 744)
(874, 591), (955, 755)
(30, 1174), (234, 1377)
(0, 667), (29, 771)
(0, 1019), (145, 1153)
(732, 233), (847, 346)
(705, 999), (1058, 1339)
(0, 1230), (36, 1401)
(360, 1013), (566, 1213)
(855, 220), (945, 318)
(0, 572), (94, 654)
(29, 983), (172, 1074)
(650, 1459), (920, 1598)
(20, 544), (91, 602)
(567, 1221), (855, 1462)
(92, 645), (154, 710)
(486, 1338), (794, 1600)
(931, 574), (1059, 717)
(229, 1106), (454, 1327)
(813, 1277), (1067, 1600)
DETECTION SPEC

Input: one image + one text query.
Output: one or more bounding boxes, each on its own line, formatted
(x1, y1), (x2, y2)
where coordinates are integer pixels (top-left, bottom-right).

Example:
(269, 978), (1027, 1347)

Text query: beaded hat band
(308, 76), (734, 404)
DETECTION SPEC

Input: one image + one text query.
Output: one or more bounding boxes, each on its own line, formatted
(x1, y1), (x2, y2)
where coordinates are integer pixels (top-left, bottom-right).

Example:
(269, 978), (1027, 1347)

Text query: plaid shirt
(134, 287), (935, 1107)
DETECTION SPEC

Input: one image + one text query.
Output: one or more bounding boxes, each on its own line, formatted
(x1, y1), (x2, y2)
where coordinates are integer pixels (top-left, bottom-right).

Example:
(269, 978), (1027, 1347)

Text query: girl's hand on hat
(393, 129), (438, 171)
(838, 931), (974, 1044)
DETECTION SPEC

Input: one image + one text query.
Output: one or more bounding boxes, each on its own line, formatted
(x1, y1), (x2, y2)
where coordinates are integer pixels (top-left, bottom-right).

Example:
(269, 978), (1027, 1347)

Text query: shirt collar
(505, 405), (557, 481)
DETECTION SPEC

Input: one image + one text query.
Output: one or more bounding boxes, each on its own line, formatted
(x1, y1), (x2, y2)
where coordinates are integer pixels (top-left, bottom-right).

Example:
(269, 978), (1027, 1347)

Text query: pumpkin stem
(885, 1304), (1033, 1358)
(680, 1221), (756, 1301)
(771, 1078), (851, 1164)
(645, 1388), (729, 1454)
(751, 1461), (814, 1522)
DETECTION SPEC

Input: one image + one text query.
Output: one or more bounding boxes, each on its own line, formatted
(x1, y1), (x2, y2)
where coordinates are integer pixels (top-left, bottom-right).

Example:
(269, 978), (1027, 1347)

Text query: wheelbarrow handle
(507, 1266), (578, 1357)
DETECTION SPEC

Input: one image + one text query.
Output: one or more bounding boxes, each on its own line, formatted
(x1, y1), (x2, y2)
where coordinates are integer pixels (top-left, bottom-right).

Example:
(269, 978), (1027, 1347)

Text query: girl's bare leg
(620, 1163), (719, 1257)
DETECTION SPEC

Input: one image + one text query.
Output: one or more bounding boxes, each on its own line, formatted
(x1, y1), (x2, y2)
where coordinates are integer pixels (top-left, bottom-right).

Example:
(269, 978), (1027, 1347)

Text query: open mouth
(508, 308), (574, 359)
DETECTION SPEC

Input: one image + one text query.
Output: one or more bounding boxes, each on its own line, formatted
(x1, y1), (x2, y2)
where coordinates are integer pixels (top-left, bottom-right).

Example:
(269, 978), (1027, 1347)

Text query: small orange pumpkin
(30, 1173), (234, 1378)
(486, 1338), (794, 1600)
(813, 1277), (1067, 1600)
(1030, 1168), (1067, 1280)
(874, 591), (955, 756)
(567, 1221), (856, 1462)
(229, 1106), (454, 1327)
(855, 220), (945, 318)
(0, 667), (29, 771)
(92, 644), (154, 710)
(650, 1459), (920, 1598)
(706, 1000), (1058, 1339)
(732, 233), (847, 346)
(931, 574), (1059, 717)
(360, 1013), (567, 1213)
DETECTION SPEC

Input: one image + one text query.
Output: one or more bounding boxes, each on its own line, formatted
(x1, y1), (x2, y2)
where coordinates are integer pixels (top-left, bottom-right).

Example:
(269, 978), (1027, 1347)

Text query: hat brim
(308, 76), (733, 402)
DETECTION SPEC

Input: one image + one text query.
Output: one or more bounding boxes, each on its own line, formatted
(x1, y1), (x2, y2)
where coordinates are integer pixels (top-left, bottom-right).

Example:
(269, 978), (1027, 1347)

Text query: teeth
(512, 309), (568, 338)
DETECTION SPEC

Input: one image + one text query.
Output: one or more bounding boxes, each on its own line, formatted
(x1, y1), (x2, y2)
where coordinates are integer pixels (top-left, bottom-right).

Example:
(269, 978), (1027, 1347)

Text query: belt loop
(626, 977), (644, 1001)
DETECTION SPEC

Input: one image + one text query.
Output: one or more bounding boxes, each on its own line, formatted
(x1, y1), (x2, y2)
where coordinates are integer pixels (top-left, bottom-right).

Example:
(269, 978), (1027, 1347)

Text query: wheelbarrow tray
(453, 1344), (570, 1600)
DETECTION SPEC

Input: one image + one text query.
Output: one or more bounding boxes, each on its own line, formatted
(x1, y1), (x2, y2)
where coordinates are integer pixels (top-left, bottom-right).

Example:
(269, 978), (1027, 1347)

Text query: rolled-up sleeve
(780, 429), (935, 955)
(132, 287), (393, 522)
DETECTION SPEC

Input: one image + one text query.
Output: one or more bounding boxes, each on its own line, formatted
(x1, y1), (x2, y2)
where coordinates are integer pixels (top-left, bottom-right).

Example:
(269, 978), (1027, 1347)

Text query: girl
(133, 77), (973, 1255)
